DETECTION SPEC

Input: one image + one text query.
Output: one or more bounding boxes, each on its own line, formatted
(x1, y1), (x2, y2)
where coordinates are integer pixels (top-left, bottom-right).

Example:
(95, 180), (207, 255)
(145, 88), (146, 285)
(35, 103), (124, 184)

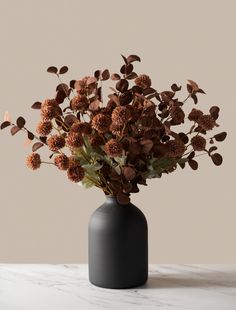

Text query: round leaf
(116, 79), (129, 93)
(59, 66), (68, 74)
(31, 101), (42, 109)
(11, 126), (21, 136)
(188, 159), (198, 170)
(214, 132), (227, 142)
(0, 121), (11, 129)
(16, 117), (26, 128)
(47, 66), (58, 74)
(211, 153), (223, 166)
(32, 142), (44, 152)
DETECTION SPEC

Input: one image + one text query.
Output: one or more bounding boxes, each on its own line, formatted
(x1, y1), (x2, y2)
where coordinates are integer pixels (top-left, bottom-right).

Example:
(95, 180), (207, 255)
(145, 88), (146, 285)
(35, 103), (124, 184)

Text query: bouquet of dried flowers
(1, 55), (227, 204)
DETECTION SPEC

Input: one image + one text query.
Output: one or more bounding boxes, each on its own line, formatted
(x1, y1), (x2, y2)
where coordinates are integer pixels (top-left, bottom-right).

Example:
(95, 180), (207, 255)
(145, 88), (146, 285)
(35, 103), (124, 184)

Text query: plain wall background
(0, 0), (235, 263)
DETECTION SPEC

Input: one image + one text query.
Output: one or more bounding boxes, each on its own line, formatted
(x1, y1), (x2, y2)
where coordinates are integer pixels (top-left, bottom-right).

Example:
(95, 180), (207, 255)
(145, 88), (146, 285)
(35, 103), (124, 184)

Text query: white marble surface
(0, 264), (236, 310)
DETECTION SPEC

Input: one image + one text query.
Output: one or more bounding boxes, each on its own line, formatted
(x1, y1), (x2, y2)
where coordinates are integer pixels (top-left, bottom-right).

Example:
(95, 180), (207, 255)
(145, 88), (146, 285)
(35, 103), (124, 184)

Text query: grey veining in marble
(0, 264), (236, 310)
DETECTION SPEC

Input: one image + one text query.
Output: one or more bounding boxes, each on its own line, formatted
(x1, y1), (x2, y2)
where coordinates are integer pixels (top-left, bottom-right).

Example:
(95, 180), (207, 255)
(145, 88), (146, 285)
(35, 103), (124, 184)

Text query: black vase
(88, 195), (148, 289)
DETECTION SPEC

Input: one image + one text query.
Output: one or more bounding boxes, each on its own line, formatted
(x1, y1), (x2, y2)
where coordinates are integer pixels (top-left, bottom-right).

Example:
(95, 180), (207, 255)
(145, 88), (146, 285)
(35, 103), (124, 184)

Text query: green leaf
(113, 155), (126, 166)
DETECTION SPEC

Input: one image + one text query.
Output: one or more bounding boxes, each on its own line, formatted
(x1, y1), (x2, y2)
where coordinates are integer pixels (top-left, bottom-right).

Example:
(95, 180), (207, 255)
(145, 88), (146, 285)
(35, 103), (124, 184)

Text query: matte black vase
(88, 195), (148, 289)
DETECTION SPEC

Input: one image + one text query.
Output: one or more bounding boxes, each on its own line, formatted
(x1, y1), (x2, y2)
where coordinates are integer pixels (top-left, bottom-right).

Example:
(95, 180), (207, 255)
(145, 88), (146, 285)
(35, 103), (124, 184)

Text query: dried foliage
(1, 55), (227, 204)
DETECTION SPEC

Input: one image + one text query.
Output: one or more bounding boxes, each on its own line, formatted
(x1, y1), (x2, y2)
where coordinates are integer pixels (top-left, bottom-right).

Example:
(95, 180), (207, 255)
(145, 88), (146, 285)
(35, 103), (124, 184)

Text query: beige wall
(0, 0), (235, 263)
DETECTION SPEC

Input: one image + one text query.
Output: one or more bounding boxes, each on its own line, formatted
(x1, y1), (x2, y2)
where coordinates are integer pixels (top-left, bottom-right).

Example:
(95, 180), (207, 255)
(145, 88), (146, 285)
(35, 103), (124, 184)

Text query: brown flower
(91, 113), (111, 133)
(71, 95), (88, 111)
(26, 153), (41, 170)
(71, 121), (92, 135)
(67, 164), (85, 182)
(191, 135), (206, 151)
(188, 108), (204, 122)
(111, 106), (131, 126)
(166, 139), (186, 157)
(89, 134), (105, 148)
(47, 135), (65, 151)
(54, 154), (69, 170)
(110, 122), (125, 136)
(36, 120), (52, 136)
(66, 132), (83, 148)
(68, 156), (81, 167)
(104, 139), (123, 157)
(41, 99), (59, 120)
(197, 114), (216, 131)
(134, 74), (152, 89)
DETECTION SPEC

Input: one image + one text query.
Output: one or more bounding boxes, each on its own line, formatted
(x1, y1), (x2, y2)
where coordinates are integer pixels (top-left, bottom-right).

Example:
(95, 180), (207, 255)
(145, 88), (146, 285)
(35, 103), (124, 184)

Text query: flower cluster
(1, 55), (227, 204)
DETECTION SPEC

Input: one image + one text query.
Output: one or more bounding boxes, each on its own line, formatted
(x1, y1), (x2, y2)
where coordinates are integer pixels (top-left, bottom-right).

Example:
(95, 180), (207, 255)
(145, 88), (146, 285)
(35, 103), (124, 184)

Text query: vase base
(89, 277), (148, 289)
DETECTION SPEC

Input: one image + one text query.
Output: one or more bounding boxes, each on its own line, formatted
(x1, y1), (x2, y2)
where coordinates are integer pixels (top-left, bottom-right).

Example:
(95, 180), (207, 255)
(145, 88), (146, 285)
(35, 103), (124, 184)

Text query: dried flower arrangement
(1, 54), (227, 204)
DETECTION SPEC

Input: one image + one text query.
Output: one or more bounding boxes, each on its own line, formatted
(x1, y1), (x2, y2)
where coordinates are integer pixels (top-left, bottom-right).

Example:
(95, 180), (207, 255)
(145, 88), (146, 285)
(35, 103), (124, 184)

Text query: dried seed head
(71, 121), (92, 135)
(111, 106), (131, 126)
(67, 164), (85, 182)
(36, 120), (52, 136)
(71, 95), (88, 111)
(166, 139), (186, 157)
(47, 134), (65, 151)
(191, 135), (207, 151)
(104, 139), (123, 157)
(54, 154), (69, 170)
(26, 153), (41, 170)
(66, 132), (83, 148)
(197, 114), (216, 131)
(188, 108), (204, 122)
(170, 107), (185, 125)
(134, 74), (152, 89)
(91, 113), (111, 133)
(41, 99), (59, 120)
(110, 122), (125, 136)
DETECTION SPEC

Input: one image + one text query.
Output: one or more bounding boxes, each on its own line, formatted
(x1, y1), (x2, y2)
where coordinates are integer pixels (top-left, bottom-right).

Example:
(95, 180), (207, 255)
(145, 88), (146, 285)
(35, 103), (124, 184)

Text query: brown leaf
(64, 115), (78, 126)
(211, 153), (223, 166)
(124, 64), (133, 75)
(116, 79), (129, 93)
(47, 66), (58, 74)
(191, 93), (198, 104)
(119, 91), (133, 105)
(126, 54), (141, 64)
(70, 80), (76, 88)
(187, 80), (199, 91)
(56, 83), (70, 96)
(94, 70), (101, 79)
(101, 69), (110, 80)
(143, 88), (157, 96)
(111, 73), (121, 80)
(108, 94), (120, 105)
(121, 54), (128, 64)
(186, 83), (193, 93)
(214, 132), (227, 142)
(0, 121), (11, 129)
(209, 106), (220, 120)
(208, 146), (217, 155)
(31, 101), (42, 109)
(89, 100), (100, 111)
(16, 117), (26, 128)
(188, 159), (198, 170)
(126, 72), (138, 80)
(178, 132), (189, 144)
(123, 166), (136, 181)
(59, 66), (68, 74)
(11, 126), (21, 135)
(171, 83), (182, 92)
(188, 151), (195, 160)
(39, 136), (47, 143)
(32, 142), (44, 152)
(55, 90), (67, 104)
(27, 131), (34, 140)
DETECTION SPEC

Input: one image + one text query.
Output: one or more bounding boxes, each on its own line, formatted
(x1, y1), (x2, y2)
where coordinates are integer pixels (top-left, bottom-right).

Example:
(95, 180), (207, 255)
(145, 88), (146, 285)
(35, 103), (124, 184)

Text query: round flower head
(71, 121), (92, 135)
(40, 99), (59, 120)
(111, 106), (131, 126)
(191, 135), (207, 151)
(89, 134), (105, 148)
(110, 122), (125, 137)
(188, 108), (204, 122)
(66, 132), (83, 149)
(91, 113), (111, 133)
(67, 164), (85, 182)
(166, 139), (186, 157)
(26, 153), (41, 170)
(197, 114), (216, 131)
(71, 95), (88, 111)
(104, 139), (123, 157)
(134, 74), (152, 89)
(36, 120), (52, 136)
(47, 135), (65, 152)
(170, 107), (185, 125)
(54, 154), (69, 170)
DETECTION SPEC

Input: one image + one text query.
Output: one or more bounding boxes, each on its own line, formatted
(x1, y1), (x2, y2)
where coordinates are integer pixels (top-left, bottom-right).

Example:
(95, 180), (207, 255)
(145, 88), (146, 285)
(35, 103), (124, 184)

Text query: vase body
(88, 195), (148, 289)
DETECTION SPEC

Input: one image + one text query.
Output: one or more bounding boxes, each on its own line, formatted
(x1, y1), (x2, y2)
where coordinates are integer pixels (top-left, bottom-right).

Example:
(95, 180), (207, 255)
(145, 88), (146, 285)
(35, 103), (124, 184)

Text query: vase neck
(105, 195), (130, 206)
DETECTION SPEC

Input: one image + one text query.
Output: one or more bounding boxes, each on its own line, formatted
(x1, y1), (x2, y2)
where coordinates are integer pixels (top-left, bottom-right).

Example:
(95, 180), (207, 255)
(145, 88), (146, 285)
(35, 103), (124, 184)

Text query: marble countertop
(0, 264), (236, 310)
